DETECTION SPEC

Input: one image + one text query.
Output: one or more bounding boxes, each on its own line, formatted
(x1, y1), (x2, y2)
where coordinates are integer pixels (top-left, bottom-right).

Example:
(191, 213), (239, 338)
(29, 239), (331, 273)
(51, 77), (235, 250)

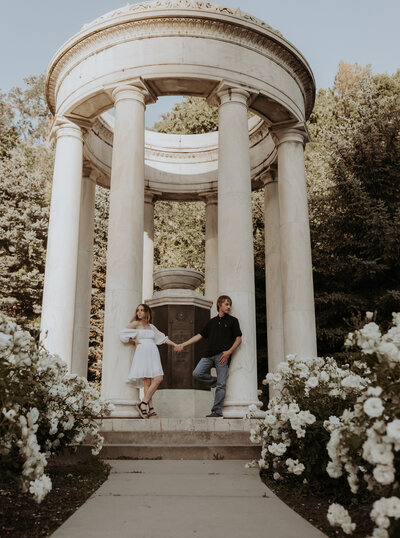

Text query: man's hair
(216, 295), (232, 311)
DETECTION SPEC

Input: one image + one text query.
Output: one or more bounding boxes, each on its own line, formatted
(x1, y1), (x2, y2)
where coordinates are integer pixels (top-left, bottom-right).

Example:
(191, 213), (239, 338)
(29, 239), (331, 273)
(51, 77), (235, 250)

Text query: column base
(222, 399), (265, 419)
(109, 398), (141, 418)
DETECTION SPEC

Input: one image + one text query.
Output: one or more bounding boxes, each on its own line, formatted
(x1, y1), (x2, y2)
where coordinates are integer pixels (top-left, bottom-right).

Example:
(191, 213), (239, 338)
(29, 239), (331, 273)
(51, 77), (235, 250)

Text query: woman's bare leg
(143, 375), (163, 404)
(143, 378), (152, 409)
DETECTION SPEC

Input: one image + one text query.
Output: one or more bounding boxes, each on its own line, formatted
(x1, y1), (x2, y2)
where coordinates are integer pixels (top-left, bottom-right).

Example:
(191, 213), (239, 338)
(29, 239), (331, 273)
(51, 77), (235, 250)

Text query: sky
(1, 0), (399, 127)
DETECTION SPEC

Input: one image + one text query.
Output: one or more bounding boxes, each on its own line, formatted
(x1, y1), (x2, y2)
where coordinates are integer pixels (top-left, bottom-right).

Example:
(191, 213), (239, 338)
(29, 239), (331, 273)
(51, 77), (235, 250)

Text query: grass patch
(0, 458), (110, 537)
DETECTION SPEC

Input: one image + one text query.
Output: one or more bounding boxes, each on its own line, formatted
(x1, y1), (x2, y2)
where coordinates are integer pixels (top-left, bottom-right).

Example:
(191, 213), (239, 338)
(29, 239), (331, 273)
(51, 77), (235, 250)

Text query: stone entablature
(45, 0), (315, 130)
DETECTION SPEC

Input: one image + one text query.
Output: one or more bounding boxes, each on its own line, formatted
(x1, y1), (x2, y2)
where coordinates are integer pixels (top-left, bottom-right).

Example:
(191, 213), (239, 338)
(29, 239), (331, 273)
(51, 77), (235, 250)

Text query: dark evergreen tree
(308, 67), (400, 356)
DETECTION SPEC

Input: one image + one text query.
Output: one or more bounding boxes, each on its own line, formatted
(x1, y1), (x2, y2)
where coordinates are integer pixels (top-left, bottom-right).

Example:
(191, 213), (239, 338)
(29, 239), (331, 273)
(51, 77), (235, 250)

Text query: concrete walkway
(52, 460), (326, 538)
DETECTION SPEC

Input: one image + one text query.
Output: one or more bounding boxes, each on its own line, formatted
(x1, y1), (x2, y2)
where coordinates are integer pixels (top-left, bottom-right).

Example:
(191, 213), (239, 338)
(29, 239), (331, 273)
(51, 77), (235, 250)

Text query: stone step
(98, 443), (261, 460)
(53, 417), (262, 462)
(101, 429), (253, 445)
(101, 417), (260, 433)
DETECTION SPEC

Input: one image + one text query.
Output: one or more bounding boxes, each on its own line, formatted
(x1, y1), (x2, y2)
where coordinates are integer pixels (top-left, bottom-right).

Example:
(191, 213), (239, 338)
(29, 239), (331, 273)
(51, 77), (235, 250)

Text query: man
(177, 295), (242, 418)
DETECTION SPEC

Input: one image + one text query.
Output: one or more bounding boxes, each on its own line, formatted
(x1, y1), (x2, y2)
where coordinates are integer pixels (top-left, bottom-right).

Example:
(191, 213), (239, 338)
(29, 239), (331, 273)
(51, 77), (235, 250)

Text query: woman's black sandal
(147, 407), (158, 418)
(137, 401), (148, 419)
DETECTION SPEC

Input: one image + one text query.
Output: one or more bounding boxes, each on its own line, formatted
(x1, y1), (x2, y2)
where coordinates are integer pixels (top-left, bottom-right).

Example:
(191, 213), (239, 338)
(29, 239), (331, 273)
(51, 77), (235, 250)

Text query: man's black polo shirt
(200, 313), (242, 357)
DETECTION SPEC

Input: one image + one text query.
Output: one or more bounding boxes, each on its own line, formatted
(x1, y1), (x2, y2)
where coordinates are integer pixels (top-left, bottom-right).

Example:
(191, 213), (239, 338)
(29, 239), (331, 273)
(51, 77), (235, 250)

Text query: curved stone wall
(85, 113), (276, 198)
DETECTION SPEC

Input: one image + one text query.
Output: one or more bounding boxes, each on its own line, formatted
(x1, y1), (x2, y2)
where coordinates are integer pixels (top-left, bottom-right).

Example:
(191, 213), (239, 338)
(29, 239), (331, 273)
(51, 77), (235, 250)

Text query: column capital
(51, 116), (83, 143)
(207, 79), (258, 107)
(216, 87), (250, 107)
(144, 190), (161, 204)
(112, 85), (147, 107)
(270, 122), (310, 147)
(202, 191), (218, 206)
(261, 164), (278, 186)
(82, 161), (102, 184)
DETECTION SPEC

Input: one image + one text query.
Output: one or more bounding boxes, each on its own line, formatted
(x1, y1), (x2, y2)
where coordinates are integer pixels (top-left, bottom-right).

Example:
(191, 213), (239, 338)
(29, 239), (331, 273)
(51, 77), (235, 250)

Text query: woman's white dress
(120, 324), (167, 387)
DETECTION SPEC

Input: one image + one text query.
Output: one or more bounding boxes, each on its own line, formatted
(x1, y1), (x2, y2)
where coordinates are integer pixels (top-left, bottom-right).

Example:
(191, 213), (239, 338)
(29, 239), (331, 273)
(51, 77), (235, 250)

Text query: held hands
(174, 344), (184, 353)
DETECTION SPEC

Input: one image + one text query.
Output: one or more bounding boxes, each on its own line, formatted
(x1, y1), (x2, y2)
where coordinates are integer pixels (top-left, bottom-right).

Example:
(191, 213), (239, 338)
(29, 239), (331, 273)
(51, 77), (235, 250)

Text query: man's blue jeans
(192, 354), (228, 416)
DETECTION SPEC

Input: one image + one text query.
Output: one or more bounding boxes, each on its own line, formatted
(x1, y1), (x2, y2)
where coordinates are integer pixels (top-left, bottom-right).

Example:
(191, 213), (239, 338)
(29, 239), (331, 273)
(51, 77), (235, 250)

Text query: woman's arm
(120, 326), (139, 344)
(165, 338), (179, 348)
(126, 322), (140, 345)
(177, 333), (203, 352)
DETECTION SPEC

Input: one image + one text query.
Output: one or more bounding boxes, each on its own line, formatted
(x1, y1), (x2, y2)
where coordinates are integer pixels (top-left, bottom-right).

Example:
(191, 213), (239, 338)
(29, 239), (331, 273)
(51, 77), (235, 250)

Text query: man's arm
(219, 336), (242, 364)
(177, 333), (203, 352)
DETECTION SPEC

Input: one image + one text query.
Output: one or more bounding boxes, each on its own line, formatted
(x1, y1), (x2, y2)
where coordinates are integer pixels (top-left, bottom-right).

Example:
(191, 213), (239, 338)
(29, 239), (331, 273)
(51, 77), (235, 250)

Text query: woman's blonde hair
(130, 303), (153, 324)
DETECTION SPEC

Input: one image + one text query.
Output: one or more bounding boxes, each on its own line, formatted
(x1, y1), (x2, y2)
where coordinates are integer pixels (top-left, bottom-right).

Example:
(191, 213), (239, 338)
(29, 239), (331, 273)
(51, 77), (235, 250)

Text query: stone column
(273, 125), (317, 358)
(102, 85), (146, 417)
(143, 192), (155, 301)
(204, 192), (218, 315)
(71, 170), (96, 378)
(263, 173), (284, 382)
(40, 118), (83, 369)
(217, 88), (262, 418)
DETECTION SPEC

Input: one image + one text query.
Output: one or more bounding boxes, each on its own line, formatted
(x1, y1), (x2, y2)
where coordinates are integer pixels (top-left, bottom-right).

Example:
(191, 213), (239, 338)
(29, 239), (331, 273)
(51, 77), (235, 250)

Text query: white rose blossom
(372, 465), (395, 485)
(327, 503), (356, 535)
(326, 461), (343, 479)
(305, 376), (318, 388)
(285, 458), (305, 475)
(267, 442), (288, 456)
(386, 419), (400, 442)
(363, 397), (385, 418)
(370, 528), (389, 538)
(367, 386), (383, 397)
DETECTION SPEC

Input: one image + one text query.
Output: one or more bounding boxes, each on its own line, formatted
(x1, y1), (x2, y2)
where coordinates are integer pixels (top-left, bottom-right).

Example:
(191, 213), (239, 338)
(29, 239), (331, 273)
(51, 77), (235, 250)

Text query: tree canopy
(307, 65), (400, 355)
(0, 76), (53, 332)
(153, 96), (218, 134)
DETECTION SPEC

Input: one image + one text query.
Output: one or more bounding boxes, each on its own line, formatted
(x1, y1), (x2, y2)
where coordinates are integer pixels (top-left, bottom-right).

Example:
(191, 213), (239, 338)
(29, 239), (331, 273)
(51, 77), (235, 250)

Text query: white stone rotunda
(41, 0), (317, 419)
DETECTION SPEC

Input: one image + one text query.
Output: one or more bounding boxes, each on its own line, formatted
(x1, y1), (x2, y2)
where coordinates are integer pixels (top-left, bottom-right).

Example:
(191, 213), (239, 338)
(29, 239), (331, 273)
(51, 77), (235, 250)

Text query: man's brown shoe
(206, 412), (223, 418)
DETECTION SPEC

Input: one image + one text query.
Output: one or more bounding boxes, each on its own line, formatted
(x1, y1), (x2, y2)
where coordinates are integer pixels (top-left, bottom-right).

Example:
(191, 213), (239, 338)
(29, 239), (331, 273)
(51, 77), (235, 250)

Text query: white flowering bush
(0, 314), (114, 503)
(326, 313), (400, 537)
(327, 503), (356, 535)
(248, 354), (367, 486)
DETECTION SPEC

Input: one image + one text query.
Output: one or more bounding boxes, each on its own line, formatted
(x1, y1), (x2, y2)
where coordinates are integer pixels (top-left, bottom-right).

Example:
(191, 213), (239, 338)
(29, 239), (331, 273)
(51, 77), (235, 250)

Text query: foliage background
(0, 64), (399, 380)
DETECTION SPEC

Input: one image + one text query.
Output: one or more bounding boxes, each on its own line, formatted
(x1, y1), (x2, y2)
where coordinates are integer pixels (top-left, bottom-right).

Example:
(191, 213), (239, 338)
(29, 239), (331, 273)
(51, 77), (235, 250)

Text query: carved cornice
(81, 0), (282, 36)
(46, 5), (315, 118)
(91, 116), (114, 146)
(147, 148), (219, 163)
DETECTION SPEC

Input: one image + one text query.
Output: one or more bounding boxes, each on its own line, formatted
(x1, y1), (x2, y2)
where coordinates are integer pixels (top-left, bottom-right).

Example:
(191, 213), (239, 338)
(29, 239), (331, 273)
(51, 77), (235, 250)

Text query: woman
(120, 304), (179, 418)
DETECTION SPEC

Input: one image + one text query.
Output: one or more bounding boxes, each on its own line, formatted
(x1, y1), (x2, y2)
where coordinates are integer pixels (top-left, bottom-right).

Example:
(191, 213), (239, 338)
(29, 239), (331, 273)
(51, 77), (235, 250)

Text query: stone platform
(86, 418), (262, 460)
